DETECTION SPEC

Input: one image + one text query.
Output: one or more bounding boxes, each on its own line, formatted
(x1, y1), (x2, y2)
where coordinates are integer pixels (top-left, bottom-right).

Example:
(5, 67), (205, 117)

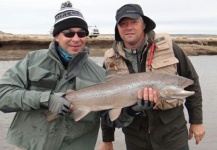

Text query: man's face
(55, 28), (87, 55)
(117, 17), (146, 47)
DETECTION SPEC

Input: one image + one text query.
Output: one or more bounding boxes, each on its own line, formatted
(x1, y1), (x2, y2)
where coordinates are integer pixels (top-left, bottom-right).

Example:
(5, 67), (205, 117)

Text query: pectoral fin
(72, 107), (90, 121)
(109, 108), (122, 121)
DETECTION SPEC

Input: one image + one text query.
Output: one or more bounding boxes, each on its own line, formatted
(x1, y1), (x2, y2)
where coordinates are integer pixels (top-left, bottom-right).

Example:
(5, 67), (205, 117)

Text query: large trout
(49, 72), (195, 121)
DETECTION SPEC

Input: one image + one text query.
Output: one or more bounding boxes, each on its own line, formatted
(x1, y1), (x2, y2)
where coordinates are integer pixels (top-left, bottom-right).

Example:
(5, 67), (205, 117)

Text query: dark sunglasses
(62, 30), (87, 38)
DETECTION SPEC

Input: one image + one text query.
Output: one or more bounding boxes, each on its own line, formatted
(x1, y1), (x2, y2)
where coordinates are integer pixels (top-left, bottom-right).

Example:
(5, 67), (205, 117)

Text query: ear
(143, 23), (146, 30)
(55, 34), (60, 42)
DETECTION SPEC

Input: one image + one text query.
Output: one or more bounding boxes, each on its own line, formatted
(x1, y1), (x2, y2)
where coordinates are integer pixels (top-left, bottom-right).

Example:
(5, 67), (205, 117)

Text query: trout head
(158, 75), (195, 100)
(159, 84), (195, 100)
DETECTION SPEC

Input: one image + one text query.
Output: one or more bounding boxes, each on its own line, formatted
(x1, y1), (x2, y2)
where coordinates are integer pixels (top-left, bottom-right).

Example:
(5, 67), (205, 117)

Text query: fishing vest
(104, 33), (183, 110)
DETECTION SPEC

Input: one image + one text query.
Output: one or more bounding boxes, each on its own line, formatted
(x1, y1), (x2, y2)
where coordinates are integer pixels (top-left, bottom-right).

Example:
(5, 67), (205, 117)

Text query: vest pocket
(147, 35), (179, 74)
(150, 57), (179, 74)
(105, 57), (129, 75)
(155, 38), (170, 51)
(152, 57), (178, 69)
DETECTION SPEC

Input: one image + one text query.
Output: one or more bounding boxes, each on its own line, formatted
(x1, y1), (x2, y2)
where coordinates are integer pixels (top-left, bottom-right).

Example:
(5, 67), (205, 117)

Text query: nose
(71, 33), (80, 41)
(125, 22), (134, 29)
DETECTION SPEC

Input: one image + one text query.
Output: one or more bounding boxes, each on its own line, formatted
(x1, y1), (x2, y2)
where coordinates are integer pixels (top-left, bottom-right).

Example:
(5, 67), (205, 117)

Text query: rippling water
(0, 56), (216, 150)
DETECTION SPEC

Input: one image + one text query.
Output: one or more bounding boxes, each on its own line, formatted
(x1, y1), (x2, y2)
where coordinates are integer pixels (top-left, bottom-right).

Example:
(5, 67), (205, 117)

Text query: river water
(0, 56), (216, 150)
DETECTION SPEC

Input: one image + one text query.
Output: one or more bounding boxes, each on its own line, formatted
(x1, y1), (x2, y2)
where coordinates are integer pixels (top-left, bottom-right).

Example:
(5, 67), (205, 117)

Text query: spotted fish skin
(52, 72), (195, 121)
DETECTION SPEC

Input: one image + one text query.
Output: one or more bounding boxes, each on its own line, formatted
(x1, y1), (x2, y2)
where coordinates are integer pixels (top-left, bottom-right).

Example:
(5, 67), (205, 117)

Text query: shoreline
(0, 34), (217, 61)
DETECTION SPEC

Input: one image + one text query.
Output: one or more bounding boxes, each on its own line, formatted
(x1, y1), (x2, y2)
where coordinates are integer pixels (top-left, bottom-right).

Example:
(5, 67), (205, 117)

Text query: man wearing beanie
(99, 3), (205, 150)
(0, 1), (145, 150)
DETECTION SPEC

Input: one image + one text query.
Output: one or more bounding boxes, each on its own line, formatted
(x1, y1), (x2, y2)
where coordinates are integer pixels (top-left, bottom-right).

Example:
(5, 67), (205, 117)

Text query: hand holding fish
(48, 93), (72, 116)
(144, 87), (158, 104)
(127, 87), (158, 116)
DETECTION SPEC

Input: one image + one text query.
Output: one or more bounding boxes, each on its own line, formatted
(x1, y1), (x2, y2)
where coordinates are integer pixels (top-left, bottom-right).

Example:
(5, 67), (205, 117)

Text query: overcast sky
(1, 0), (217, 35)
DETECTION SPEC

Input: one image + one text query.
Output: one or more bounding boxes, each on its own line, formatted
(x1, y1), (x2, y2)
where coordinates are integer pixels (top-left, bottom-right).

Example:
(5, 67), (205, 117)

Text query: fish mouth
(171, 90), (195, 99)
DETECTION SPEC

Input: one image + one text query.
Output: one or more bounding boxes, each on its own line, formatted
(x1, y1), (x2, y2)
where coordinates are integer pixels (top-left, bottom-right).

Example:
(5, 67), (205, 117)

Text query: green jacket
(0, 41), (132, 150)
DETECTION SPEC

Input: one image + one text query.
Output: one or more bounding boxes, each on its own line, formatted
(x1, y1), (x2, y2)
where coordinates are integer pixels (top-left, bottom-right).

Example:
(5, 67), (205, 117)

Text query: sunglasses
(62, 30), (87, 38)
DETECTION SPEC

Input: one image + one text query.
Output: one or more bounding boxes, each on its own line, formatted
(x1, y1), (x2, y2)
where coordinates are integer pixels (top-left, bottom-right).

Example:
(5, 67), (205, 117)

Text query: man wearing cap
(99, 3), (205, 150)
(0, 1), (151, 150)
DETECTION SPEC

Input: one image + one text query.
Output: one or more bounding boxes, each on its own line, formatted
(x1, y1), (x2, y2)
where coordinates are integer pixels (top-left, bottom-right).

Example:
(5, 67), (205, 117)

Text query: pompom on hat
(115, 4), (156, 41)
(52, 1), (89, 37)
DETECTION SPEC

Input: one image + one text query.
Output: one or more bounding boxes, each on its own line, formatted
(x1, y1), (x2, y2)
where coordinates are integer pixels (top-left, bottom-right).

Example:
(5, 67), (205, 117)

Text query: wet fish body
(62, 72), (195, 121)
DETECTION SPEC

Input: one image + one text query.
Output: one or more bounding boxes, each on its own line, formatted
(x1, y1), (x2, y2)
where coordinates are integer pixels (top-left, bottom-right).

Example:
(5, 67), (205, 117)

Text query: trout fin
(109, 108), (122, 121)
(73, 107), (90, 121)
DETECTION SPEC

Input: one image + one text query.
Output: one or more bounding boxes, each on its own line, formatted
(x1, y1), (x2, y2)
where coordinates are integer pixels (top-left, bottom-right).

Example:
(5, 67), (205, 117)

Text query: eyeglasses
(62, 30), (87, 38)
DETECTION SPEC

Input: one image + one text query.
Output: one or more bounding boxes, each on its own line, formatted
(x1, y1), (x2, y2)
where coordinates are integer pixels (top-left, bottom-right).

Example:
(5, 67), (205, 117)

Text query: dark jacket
(101, 31), (203, 150)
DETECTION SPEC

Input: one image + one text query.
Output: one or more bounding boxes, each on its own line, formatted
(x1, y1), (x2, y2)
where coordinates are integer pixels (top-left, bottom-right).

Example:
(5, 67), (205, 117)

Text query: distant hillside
(0, 31), (5, 34)
(0, 30), (13, 35)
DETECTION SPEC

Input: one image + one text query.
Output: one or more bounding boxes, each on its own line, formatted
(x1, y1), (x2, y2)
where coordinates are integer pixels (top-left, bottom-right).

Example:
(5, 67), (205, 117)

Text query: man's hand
(49, 93), (73, 116)
(189, 124), (206, 145)
(98, 142), (114, 150)
(127, 87), (158, 116)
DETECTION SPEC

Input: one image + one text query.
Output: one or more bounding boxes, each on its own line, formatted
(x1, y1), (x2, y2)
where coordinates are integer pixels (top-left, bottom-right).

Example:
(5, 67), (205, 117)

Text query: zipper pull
(148, 41), (155, 69)
(65, 72), (68, 79)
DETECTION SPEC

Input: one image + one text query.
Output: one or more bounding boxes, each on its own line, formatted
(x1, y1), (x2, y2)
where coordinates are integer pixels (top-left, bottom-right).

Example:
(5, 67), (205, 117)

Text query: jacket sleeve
(100, 108), (133, 141)
(173, 42), (203, 124)
(0, 54), (51, 113)
(101, 121), (116, 142)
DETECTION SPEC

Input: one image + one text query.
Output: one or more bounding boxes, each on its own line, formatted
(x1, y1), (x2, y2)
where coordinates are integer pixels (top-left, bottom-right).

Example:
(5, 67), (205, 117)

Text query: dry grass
(0, 34), (53, 41)
(1, 34), (216, 42)
(0, 34), (217, 60)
